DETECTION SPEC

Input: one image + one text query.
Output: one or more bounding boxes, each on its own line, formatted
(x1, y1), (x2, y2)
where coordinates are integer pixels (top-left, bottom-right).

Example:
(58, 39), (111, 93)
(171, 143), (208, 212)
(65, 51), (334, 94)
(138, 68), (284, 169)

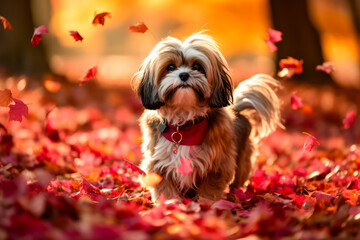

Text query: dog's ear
(209, 62), (233, 108)
(131, 66), (164, 110)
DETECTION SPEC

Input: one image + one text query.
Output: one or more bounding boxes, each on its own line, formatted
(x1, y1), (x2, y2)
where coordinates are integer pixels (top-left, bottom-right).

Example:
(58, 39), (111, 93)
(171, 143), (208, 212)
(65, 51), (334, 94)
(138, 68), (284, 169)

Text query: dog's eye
(192, 63), (204, 72)
(166, 64), (176, 72)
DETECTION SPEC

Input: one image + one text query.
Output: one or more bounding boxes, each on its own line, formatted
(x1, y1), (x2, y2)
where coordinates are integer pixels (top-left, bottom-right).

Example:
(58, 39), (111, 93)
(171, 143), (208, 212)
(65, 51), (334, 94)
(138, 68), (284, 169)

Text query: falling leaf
(264, 28), (282, 52)
(278, 57), (303, 78)
(69, 31), (83, 42)
(302, 132), (320, 152)
(0, 16), (13, 30)
(142, 172), (162, 187)
(92, 12), (111, 26)
(9, 98), (28, 122)
(177, 157), (193, 175)
(342, 111), (356, 129)
(0, 89), (13, 107)
(81, 66), (98, 83)
(128, 22), (148, 33)
(291, 91), (304, 110)
(316, 62), (334, 74)
(31, 25), (48, 46)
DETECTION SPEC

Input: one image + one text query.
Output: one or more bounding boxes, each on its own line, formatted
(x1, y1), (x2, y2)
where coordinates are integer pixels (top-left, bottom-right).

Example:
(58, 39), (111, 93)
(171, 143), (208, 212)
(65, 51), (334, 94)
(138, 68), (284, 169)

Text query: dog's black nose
(179, 72), (190, 82)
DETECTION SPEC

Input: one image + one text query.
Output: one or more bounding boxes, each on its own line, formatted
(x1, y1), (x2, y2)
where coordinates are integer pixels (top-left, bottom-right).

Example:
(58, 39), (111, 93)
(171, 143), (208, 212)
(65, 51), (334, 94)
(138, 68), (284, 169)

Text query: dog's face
(132, 33), (233, 121)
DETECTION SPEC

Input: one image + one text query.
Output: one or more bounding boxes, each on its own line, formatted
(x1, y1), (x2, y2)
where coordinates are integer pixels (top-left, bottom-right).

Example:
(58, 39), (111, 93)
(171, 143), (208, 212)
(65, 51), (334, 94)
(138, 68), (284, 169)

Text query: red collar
(161, 118), (208, 146)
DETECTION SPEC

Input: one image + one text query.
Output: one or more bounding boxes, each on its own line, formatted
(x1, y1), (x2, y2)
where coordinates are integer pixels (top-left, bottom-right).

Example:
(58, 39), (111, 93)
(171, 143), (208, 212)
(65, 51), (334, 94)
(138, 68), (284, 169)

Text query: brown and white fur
(131, 33), (283, 201)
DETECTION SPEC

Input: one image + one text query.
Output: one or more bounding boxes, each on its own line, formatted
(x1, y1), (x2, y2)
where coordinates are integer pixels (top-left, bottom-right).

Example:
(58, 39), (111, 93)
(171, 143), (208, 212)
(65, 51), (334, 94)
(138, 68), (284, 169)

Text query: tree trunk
(269, 0), (335, 85)
(0, 0), (50, 77)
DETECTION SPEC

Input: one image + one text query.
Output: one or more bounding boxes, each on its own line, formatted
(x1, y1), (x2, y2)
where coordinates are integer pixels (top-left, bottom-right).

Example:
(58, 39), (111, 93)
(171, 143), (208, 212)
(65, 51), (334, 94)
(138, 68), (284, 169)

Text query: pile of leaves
(0, 80), (359, 240)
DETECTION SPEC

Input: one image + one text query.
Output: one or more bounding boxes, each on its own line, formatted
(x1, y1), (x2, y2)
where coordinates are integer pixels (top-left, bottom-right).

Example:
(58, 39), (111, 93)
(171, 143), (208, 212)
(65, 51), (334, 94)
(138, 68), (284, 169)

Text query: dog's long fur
(132, 33), (283, 201)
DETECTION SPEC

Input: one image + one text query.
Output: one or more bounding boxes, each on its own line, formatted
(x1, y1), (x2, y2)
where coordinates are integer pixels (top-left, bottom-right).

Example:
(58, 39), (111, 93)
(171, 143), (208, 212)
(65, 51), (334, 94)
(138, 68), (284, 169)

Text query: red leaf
(302, 132), (320, 152)
(342, 110), (356, 129)
(92, 12), (111, 26)
(0, 88), (13, 107)
(177, 157), (193, 175)
(31, 25), (48, 46)
(124, 160), (146, 175)
(0, 16), (13, 30)
(81, 177), (102, 201)
(128, 22), (148, 33)
(81, 66), (98, 82)
(9, 98), (29, 122)
(316, 62), (334, 74)
(291, 91), (304, 110)
(69, 31), (83, 42)
(278, 57), (303, 78)
(211, 199), (241, 210)
(264, 28), (282, 52)
(267, 28), (282, 42)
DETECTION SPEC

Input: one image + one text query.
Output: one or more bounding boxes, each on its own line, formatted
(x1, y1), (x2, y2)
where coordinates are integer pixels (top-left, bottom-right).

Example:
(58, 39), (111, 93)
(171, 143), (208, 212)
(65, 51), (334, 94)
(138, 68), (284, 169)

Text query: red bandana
(162, 119), (208, 146)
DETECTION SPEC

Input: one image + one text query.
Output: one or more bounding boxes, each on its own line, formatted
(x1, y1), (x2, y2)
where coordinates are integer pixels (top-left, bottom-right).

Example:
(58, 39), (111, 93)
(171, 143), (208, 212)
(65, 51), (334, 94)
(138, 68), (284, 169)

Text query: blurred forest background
(0, 0), (359, 90)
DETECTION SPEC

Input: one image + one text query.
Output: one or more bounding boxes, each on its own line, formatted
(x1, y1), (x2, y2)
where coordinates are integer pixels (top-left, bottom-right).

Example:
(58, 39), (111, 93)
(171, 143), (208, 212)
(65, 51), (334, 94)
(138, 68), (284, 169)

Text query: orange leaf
(0, 16), (13, 30)
(141, 172), (162, 187)
(128, 22), (148, 33)
(0, 89), (13, 107)
(279, 57), (303, 78)
(92, 12), (111, 26)
(343, 189), (358, 206)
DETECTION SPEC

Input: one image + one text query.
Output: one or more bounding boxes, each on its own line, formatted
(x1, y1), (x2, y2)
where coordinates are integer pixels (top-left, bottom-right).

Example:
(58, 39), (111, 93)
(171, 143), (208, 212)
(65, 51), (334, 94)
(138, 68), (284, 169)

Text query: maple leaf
(69, 31), (83, 42)
(278, 57), (303, 78)
(342, 110), (356, 129)
(0, 89), (13, 107)
(290, 91), (304, 110)
(302, 132), (320, 152)
(316, 62), (334, 74)
(177, 157), (193, 175)
(92, 12), (111, 26)
(81, 66), (98, 83)
(128, 22), (148, 33)
(264, 28), (282, 52)
(31, 25), (48, 46)
(0, 16), (13, 30)
(9, 98), (28, 122)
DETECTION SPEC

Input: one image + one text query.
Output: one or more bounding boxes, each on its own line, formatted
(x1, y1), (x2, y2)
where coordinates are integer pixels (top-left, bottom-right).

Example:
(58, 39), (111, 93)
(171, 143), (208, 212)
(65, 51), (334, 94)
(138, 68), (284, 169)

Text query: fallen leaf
(92, 12), (111, 26)
(9, 98), (28, 122)
(211, 199), (241, 210)
(302, 132), (320, 152)
(128, 22), (148, 33)
(343, 189), (358, 206)
(81, 66), (98, 83)
(316, 62), (334, 74)
(342, 110), (356, 129)
(0, 16), (13, 30)
(31, 25), (48, 46)
(69, 31), (83, 42)
(291, 91), (304, 110)
(0, 89), (13, 107)
(177, 157), (193, 175)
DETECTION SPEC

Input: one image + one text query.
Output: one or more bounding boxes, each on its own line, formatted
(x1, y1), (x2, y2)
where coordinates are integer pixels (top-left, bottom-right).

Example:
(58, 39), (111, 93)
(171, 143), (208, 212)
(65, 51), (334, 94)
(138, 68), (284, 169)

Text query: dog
(131, 32), (283, 201)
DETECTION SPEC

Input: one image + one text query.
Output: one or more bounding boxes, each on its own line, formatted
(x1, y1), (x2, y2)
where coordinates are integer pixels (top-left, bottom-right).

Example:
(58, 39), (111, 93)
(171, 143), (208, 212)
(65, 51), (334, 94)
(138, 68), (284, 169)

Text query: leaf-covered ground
(0, 80), (360, 240)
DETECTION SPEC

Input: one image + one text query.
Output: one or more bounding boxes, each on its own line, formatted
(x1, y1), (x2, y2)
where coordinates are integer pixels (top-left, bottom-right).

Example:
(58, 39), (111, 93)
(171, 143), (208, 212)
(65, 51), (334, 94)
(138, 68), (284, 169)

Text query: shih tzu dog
(131, 32), (283, 201)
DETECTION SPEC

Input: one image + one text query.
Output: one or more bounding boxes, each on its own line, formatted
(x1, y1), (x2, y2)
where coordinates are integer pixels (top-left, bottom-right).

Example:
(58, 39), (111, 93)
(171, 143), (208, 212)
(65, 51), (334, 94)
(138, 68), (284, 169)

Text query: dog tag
(159, 123), (169, 133)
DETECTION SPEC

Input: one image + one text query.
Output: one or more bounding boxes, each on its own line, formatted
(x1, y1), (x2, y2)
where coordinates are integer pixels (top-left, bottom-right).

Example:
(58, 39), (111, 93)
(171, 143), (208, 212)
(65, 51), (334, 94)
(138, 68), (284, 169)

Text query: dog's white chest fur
(150, 137), (210, 191)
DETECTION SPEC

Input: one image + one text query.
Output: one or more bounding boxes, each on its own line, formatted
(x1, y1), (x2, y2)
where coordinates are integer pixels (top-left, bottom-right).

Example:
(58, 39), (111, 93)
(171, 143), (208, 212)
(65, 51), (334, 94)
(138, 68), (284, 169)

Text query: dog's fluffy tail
(233, 74), (283, 142)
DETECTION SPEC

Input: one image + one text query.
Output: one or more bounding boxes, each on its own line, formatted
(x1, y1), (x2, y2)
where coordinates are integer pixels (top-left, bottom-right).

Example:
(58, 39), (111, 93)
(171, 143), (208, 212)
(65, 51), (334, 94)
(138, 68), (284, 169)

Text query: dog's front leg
(151, 176), (181, 201)
(196, 169), (233, 200)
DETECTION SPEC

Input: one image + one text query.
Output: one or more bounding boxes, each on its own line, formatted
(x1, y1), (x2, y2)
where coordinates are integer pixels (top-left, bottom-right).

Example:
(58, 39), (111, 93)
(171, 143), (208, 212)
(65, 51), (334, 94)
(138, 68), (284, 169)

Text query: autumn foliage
(1, 10), (360, 240)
